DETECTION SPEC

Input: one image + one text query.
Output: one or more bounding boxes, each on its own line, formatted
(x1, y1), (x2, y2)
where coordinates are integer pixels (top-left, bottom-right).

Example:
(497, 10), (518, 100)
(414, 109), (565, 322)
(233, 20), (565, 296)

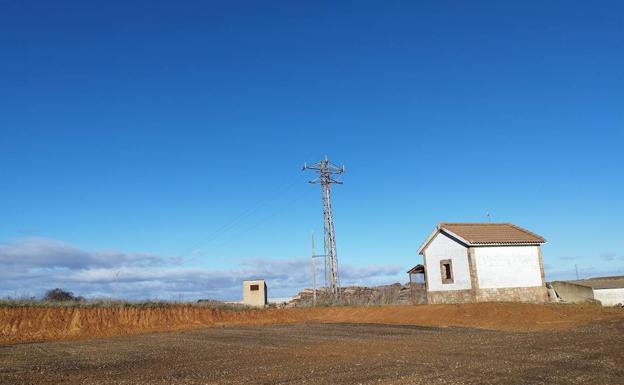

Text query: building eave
(417, 225), (471, 255)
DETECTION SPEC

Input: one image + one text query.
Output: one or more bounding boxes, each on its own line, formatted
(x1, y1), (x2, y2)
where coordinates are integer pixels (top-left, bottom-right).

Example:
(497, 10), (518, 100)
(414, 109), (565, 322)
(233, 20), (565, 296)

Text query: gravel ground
(1, 319), (623, 385)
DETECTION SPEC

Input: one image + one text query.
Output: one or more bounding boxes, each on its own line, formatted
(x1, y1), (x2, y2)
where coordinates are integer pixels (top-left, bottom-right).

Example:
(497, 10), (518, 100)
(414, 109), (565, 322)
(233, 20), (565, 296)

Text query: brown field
(1, 302), (622, 345)
(1, 304), (623, 384)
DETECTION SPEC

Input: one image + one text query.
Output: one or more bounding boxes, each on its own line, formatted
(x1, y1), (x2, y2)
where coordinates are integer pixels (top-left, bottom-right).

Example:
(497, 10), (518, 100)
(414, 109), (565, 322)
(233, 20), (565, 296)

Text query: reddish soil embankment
(304, 303), (623, 331)
(1, 303), (621, 344)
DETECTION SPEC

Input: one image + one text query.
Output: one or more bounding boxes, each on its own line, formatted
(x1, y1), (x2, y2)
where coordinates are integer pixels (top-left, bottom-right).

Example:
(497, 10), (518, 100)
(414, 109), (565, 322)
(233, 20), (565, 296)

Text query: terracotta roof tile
(439, 223), (545, 245)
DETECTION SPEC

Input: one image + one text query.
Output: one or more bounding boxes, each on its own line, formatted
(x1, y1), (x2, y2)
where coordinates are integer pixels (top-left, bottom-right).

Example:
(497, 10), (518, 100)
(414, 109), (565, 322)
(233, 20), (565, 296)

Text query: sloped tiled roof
(439, 223), (546, 245)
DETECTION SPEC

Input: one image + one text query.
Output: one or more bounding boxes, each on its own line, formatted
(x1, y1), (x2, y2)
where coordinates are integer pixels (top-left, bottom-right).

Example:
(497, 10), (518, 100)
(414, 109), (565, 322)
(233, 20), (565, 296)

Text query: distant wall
(551, 281), (594, 303)
(593, 288), (624, 306)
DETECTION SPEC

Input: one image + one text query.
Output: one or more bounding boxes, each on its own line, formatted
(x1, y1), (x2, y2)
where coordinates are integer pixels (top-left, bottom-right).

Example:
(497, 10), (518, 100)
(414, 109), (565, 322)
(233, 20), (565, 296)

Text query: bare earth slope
(1, 303), (622, 344)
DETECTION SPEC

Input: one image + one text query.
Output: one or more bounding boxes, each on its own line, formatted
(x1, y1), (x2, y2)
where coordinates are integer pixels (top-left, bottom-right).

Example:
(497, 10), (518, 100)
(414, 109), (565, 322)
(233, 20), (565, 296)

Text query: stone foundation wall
(476, 286), (548, 303)
(427, 286), (548, 304)
(427, 289), (475, 304)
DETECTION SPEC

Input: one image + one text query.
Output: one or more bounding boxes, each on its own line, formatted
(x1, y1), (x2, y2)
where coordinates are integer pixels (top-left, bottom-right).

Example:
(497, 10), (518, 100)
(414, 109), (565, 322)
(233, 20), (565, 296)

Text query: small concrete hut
(242, 279), (268, 307)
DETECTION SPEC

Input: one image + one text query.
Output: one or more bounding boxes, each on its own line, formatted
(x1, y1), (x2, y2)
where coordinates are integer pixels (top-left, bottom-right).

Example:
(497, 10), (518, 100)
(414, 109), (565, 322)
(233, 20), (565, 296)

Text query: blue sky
(1, 1), (623, 300)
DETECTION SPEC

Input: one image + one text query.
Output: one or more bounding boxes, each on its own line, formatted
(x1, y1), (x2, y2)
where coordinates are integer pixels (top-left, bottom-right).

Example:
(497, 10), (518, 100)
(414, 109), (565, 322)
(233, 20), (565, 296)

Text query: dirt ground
(2, 303), (622, 344)
(1, 319), (623, 385)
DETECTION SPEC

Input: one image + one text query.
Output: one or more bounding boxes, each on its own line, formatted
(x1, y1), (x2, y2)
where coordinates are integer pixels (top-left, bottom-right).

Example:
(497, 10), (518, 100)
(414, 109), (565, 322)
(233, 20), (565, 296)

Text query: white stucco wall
(593, 288), (624, 306)
(242, 280), (267, 307)
(424, 232), (471, 291)
(473, 246), (543, 289)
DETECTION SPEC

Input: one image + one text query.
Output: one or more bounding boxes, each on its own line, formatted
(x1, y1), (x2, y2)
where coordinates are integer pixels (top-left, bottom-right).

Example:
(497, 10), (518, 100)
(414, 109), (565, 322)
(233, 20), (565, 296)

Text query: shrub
(44, 288), (83, 302)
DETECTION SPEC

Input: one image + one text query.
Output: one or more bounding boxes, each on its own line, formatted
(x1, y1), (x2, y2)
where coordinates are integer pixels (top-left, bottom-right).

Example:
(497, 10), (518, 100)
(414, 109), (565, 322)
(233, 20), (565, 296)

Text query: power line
(181, 178), (299, 257)
(209, 190), (307, 251)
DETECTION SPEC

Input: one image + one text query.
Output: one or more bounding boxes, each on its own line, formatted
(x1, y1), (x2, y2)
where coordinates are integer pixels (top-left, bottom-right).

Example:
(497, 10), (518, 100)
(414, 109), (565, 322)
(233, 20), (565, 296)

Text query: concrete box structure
(551, 277), (624, 306)
(418, 223), (548, 304)
(242, 280), (267, 307)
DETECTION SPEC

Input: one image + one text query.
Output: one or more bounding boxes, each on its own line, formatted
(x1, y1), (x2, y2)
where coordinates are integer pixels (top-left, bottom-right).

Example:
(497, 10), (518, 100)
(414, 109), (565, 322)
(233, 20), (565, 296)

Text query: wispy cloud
(0, 237), (165, 269)
(0, 237), (403, 300)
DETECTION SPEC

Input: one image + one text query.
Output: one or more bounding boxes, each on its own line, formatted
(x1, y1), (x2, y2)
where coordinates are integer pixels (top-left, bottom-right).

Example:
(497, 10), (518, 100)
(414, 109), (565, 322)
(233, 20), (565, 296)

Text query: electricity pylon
(303, 156), (344, 298)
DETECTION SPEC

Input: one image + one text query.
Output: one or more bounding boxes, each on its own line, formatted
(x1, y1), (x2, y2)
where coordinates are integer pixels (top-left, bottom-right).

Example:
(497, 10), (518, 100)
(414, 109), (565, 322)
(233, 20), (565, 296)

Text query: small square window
(250, 284), (259, 291)
(440, 259), (454, 284)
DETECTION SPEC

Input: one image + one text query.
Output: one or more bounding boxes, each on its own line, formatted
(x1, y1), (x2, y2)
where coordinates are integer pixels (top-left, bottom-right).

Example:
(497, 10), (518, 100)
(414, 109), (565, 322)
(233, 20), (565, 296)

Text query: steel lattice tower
(303, 156), (344, 297)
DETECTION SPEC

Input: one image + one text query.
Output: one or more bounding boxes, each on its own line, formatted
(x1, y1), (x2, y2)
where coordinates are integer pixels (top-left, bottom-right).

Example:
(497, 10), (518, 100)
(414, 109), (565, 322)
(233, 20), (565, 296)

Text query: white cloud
(0, 237), (164, 269)
(0, 237), (404, 301)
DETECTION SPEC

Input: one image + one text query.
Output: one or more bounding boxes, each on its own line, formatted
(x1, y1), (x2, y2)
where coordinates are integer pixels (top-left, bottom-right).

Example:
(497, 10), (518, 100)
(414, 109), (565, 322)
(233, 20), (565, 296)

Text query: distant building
(242, 279), (268, 307)
(406, 264), (427, 304)
(551, 277), (624, 306)
(418, 223), (548, 304)
(407, 264), (425, 286)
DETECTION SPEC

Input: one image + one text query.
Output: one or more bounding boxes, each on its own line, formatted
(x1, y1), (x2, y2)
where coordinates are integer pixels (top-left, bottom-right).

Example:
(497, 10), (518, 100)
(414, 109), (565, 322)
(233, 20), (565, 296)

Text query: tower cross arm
(325, 163), (345, 174)
(302, 161), (345, 174)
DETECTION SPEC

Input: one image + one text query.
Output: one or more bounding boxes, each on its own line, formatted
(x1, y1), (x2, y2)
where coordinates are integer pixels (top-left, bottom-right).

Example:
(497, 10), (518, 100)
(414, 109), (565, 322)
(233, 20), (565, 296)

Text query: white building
(418, 223), (548, 304)
(242, 279), (268, 307)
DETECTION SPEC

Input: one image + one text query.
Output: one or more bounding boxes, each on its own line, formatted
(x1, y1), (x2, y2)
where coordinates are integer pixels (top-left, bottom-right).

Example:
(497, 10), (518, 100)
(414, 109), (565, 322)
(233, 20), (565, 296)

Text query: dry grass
(0, 298), (249, 311)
